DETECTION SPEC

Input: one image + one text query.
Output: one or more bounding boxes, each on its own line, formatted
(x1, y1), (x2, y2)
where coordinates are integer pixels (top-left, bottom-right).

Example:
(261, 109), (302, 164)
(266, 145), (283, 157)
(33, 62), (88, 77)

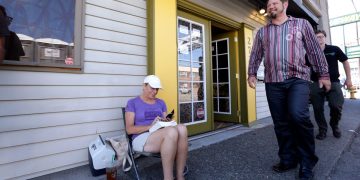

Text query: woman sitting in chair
(125, 75), (188, 180)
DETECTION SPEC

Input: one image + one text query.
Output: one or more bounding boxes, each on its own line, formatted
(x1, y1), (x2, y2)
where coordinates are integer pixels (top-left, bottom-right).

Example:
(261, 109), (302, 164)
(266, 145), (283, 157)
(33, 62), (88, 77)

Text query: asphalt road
(33, 99), (360, 180)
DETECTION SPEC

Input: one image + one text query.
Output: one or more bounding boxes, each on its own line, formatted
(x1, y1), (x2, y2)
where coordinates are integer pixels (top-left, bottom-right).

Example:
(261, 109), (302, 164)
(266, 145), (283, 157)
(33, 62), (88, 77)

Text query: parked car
(179, 87), (191, 94)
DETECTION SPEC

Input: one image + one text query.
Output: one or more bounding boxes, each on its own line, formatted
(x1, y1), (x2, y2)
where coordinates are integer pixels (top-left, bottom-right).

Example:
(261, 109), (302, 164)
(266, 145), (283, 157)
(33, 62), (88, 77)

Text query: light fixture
(259, 8), (266, 15)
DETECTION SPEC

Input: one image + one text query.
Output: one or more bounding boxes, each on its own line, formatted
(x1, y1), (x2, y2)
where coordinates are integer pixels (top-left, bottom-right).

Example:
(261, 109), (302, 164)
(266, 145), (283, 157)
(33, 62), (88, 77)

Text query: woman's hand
(152, 116), (161, 125)
(162, 117), (172, 122)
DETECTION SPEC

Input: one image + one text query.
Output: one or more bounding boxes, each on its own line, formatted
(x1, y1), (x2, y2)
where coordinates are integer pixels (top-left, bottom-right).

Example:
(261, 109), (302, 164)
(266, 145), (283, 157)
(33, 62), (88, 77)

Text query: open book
(149, 110), (177, 133)
(149, 120), (177, 133)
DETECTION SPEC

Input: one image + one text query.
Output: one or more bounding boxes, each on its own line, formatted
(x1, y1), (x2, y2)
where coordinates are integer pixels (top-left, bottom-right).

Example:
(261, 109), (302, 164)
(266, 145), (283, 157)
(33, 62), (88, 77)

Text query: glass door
(212, 32), (239, 123)
(177, 11), (212, 135)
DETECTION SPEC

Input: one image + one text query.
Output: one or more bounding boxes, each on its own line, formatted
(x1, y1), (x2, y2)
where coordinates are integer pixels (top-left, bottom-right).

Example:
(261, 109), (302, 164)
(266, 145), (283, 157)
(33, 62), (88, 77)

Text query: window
(177, 17), (206, 124)
(212, 39), (231, 114)
(357, 22), (360, 45)
(179, 71), (188, 77)
(330, 26), (345, 51)
(0, 0), (83, 71)
(344, 23), (358, 47)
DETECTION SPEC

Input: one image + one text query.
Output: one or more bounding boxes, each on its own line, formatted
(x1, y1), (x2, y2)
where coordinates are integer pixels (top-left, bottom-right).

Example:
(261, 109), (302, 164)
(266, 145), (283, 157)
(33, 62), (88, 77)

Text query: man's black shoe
(272, 163), (297, 173)
(299, 166), (314, 180)
(315, 131), (326, 140)
(332, 127), (341, 138)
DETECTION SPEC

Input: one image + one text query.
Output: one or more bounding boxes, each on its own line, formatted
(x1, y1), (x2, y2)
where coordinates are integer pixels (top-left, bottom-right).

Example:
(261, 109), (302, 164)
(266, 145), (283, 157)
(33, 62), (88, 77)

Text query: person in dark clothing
(248, 1), (331, 179)
(0, 5), (24, 62)
(310, 30), (352, 140)
(0, 5), (10, 61)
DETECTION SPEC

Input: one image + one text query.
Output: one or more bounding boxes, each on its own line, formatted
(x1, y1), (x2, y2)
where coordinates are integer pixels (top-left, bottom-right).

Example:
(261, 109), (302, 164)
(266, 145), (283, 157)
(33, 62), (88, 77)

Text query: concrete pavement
(32, 99), (360, 180)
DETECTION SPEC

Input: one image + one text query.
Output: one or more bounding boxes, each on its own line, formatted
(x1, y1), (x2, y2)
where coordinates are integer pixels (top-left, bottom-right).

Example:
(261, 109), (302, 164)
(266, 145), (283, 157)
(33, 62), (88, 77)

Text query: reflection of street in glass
(179, 87), (202, 102)
(179, 87), (191, 94)
(179, 93), (191, 102)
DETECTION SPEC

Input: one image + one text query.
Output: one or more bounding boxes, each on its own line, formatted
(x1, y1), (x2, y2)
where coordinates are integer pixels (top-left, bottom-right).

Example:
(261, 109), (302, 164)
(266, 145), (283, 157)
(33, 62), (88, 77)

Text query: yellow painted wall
(243, 26), (257, 123)
(147, 0), (257, 124)
(147, 0), (178, 119)
(239, 24), (257, 125)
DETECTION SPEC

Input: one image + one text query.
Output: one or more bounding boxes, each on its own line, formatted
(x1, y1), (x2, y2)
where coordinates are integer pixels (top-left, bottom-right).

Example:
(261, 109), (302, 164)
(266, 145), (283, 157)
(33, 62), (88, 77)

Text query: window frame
(177, 16), (207, 125)
(0, 0), (84, 73)
(212, 38), (231, 115)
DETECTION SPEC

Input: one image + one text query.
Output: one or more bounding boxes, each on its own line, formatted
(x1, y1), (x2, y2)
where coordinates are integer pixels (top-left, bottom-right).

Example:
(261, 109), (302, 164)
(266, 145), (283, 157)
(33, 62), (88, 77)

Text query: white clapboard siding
(0, 131), (122, 165)
(256, 82), (271, 119)
(87, 0), (146, 18)
(114, 0), (146, 9)
(85, 49), (146, 65)
(0, 71), (145, 85)
(1, 149), (89, 179)
(85, 15), (146, 37)
(0, 0), (148, 178)
(0, 86), (141, 101)
(85, 3), (146, 27)
(84, 38), (146, 56)
(85, 27), (146, 46)
(0, 120), (122, 148)
(84, 61), (146, 75)
(0, 108), (124, 133)
(0, 97), (131, 117)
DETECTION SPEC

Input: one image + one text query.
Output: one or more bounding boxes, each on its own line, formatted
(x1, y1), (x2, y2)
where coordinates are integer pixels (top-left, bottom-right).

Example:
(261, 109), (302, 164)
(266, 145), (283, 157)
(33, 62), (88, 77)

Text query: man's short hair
(315, 30), (327, 37)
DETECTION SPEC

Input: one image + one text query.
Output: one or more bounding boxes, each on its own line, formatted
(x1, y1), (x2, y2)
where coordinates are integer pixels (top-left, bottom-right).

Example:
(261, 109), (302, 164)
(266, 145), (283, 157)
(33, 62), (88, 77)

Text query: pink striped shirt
(248, 16), (329, 82)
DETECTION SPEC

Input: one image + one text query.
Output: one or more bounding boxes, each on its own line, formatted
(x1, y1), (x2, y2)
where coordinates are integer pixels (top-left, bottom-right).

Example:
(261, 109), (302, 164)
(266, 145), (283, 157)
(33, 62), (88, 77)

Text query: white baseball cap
(144, 75), (162, 89)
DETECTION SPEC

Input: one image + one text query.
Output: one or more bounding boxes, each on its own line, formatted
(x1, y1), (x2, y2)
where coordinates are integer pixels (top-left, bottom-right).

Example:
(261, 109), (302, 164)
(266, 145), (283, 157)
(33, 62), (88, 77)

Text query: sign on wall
(345, 45), (360, 59)
(330, 12), (360, 27)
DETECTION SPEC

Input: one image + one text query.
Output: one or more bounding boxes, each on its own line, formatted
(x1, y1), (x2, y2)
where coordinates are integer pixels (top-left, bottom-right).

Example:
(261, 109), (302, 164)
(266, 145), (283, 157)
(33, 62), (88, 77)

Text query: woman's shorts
(132, 132), (150, 152)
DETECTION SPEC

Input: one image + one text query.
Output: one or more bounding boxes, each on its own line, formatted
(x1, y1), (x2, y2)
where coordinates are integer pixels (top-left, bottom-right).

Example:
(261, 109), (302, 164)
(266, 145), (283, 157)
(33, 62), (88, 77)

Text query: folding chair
(121, 107), (188, 180)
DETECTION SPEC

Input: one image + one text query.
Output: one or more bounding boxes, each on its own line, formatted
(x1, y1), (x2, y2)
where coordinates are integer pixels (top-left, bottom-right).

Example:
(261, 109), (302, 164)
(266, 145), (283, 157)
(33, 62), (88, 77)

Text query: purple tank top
(125, 96), (167, 139)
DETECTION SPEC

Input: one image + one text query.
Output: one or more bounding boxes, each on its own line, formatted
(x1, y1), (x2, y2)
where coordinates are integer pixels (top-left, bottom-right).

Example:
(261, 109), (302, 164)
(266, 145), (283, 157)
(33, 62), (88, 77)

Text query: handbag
(107, 134), (132, 172)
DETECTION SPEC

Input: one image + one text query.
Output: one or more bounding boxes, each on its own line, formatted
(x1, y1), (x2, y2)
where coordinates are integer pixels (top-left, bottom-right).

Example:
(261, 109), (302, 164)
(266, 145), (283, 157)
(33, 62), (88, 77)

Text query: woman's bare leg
(175, 124), (188, 180)
(144, 127), (179, 180)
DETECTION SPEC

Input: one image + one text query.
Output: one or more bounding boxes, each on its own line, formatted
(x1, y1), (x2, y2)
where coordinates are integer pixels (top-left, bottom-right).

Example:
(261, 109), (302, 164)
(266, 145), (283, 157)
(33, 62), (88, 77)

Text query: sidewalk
(33, 99), (360, 180)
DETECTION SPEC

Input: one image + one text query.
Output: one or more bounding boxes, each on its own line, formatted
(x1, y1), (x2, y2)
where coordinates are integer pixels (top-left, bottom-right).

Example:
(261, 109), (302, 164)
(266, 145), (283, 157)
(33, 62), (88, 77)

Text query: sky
(328, 0), (360, 18)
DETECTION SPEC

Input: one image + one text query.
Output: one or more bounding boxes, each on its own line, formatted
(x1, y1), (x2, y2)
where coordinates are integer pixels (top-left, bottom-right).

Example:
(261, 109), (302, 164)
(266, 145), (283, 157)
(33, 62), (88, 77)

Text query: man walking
(247, 0), (331, 179)
(310, 30), (352, 140)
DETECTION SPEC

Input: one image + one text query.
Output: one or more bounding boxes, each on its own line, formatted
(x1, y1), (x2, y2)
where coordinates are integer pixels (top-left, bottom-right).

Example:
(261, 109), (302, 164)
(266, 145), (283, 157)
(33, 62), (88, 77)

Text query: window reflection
(193, 102), (205, 121)
(178, 17), (206, 124)
(191, 24), (203, 43)
(192, 82), (204, 101)
(179, 103), (192, 124)
(178, 20), (190, 39)
(1, 0), (76, 66)
(192, 62), (204, 81)
(192, 42), (203, 62)
(178, 39), (190, 60)
(178, 60), (191, 81)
